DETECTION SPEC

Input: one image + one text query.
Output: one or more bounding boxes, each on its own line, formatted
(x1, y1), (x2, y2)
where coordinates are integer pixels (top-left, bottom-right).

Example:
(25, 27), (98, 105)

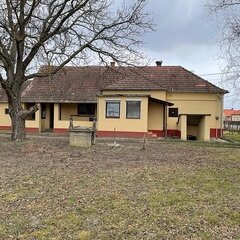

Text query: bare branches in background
(206, 0), (240, 99)
(0, 0), (153, 140)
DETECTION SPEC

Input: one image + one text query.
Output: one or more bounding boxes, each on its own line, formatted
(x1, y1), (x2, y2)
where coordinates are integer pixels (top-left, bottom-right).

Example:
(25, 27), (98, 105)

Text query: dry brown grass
(0, 136), (239, 239)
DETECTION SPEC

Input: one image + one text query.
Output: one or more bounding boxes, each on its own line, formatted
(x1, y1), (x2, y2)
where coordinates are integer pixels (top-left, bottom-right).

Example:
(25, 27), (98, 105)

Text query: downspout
(164, 103), (168, 138)
(217, 94), (223, 138)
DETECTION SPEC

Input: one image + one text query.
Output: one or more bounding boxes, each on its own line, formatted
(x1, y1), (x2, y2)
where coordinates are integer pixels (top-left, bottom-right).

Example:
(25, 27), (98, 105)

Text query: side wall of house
(97, 91), (224, 139)
(0, 103), (11, 130)
(0, 102), (40, 132)
(166, 92), (224, 138)
(53, 103), (94, 133)
(97, 95), (149, 137)
(148, 101), (164, 132)
(60, 103), (77, 120)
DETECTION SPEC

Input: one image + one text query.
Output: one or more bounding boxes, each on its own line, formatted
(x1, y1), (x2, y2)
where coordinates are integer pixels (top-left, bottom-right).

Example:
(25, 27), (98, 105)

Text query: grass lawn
(223, 132), (240, 143)
(0, 136), (239, 239)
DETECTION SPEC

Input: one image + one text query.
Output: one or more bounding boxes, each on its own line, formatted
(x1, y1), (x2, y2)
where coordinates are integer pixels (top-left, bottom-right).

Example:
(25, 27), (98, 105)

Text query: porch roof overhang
(98, 94), (150, 98)
(98, 93), (174, 106)
(21, 100), (98, 103)
(149, 97), (174, 106)
(177, 113), (211, 124)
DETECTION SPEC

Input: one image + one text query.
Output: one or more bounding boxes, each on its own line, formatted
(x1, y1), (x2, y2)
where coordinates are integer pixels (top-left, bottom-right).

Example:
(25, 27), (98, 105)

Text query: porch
(25, 102), (97, 133)
(177, 114), (211, 141)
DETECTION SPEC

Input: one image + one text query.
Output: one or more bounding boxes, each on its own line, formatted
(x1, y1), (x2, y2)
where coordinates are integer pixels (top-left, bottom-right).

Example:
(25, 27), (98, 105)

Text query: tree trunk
(8, 95), (26, 141)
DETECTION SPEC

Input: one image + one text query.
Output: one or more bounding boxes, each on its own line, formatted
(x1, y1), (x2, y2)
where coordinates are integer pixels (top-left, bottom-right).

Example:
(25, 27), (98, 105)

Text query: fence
(224, 121), (240, 132)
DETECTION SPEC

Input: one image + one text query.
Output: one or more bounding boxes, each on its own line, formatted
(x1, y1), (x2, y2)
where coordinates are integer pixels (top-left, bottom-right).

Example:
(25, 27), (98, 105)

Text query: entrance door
(49, 103), (54, 129)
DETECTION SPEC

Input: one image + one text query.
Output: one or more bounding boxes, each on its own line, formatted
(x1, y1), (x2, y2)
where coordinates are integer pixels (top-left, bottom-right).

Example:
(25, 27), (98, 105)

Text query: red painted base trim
(210, 128), (223, 138)
(97, 131), (146, 138)
(149, 130), (164, 137)
(0, 126), (11, 131)
(0, 126), (39, 133)
(167, 129), (181, 138)
(26, 128), (39, 133)
(97, 130), (182, 138)
(53, 128), (69, 134)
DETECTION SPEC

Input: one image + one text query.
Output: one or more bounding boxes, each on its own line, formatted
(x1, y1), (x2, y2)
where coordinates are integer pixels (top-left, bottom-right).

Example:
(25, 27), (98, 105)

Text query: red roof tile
(0, 65), (228, 103)
(232, 110), (240, 115)
(224, 109), (240, 116)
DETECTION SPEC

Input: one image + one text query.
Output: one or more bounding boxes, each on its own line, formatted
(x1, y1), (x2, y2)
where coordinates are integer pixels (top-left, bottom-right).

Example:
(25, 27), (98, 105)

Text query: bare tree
(0, 0), (153, 141)
(206, 0), (240, 99)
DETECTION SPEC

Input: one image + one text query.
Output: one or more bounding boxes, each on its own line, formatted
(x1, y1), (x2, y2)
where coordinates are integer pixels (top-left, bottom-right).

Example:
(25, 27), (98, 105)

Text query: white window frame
(126, 100), (141, 119)
(105, 100), (121, 118)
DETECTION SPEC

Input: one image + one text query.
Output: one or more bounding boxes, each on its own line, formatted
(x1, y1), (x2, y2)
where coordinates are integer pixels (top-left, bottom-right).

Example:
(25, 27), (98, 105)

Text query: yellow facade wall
(177, 115), (187, 140)
(148, 101), (163, 130)
(60, 103), (96, 121)
(23, 103), (40, 130)
(198, 116), (210, 141)
(0, 103), (40, 130)
(54, 104), (93, 129)
(60, 103), (77, 120)
(166, 92), (223, 130)
(0, 103), (11, 126)
(98, 95), (148, 132)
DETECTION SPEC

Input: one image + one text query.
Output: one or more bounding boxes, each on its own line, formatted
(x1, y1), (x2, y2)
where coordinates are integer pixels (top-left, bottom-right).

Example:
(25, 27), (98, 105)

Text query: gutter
(217, 94), (224, 138)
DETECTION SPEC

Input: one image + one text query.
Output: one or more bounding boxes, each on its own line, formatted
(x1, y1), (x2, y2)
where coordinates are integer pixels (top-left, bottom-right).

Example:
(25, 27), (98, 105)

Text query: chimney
(110, 62), (115, 67)
(156, 60), (162, 66)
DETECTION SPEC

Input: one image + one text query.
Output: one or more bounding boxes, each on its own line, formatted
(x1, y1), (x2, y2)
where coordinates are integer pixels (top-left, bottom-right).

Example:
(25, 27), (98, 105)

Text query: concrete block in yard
(69, 126), (95, 147)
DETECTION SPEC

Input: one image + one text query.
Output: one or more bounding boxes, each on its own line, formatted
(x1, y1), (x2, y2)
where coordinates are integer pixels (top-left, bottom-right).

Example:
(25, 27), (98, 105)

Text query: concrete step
(146, 132), (158, 139)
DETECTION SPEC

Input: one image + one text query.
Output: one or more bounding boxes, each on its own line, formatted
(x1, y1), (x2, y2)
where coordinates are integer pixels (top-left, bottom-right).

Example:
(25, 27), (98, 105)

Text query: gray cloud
(144, 0), (217, 51)
(141, 0), (238, 108)
(113, 0), (238, 108)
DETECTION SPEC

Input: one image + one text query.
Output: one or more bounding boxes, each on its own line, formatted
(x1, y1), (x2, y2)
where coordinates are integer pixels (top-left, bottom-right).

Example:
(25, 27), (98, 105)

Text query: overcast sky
(141, 0), (240, 109)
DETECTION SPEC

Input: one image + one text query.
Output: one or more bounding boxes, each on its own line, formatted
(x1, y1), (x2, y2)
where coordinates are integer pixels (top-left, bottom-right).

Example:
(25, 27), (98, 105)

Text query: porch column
(198, 116), (210, 141)
(180, 115), (187, 140)
(164, 103), (168, 137)
(54, 103), (60, 130)
(36, 104), (41, 133)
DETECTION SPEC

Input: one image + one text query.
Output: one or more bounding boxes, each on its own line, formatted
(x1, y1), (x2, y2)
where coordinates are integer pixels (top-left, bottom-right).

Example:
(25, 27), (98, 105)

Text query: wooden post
(69, 117), (73, 129)
(92, 119), (96, 144)
(163, 103), (168, 138)
(142, 133), (146, 150)
(114, 127), (116, 144)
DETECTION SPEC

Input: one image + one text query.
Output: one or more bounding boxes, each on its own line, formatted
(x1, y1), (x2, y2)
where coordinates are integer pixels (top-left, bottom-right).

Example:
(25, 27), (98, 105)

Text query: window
(169, 108), (178, 117)
(78, 103), (95, 116)
(25, 103), (36, 120)
(5, 108), (9, 114)
(126, 101), (141, 119)
(41, 103), (46, 119)
(106, 101), (120, 118)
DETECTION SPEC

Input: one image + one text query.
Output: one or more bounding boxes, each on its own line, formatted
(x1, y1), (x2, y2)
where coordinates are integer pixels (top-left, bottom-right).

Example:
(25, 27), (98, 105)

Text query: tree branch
(19, 103), (40, 119)
(23, 0), (91, 70)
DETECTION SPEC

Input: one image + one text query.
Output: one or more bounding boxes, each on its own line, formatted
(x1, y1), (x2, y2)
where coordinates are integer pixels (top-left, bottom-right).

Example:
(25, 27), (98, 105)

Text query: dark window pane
(78, 103), (95, 115)
(106, 102), (120, 118)
(169, 108), (178, 117)
(5, 108), (9, 114)
(126, 101), (140, 119)
(41, 103), (46, 119)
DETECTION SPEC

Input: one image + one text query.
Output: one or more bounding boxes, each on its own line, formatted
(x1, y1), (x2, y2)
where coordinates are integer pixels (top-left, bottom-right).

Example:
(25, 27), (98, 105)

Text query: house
(223, 109), (240, 122)
(232, 110), (240, 122)
(224, 109), (235, 121)
(0, 62), (228, 141)
(223, 109), (240, 131)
